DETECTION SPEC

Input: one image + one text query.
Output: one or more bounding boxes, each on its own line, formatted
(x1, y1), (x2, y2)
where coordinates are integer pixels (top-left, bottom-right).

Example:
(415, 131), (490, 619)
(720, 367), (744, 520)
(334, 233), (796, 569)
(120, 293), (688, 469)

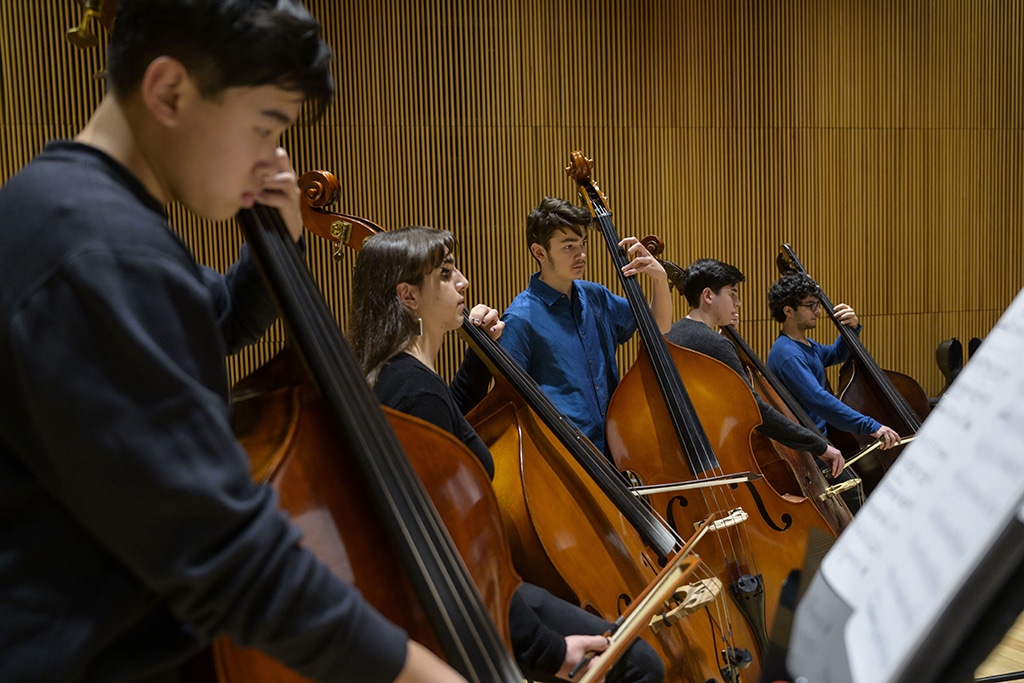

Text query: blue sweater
(767, 333), (882, 436)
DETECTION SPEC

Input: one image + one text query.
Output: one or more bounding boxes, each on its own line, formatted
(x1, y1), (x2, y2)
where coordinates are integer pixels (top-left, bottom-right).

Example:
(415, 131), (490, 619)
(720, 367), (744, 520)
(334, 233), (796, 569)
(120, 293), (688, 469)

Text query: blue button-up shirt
(499, 273), (637, 455)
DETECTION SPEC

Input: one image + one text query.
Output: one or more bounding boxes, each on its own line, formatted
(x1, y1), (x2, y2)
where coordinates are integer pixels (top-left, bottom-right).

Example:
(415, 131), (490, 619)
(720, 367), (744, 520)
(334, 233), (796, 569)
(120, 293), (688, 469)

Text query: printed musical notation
(790, 289), (1024, 683)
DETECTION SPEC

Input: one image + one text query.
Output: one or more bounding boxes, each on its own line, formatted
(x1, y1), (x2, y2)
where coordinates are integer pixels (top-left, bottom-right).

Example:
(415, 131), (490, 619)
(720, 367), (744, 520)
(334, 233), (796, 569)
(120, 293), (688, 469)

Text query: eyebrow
(261, 108), (295, 127)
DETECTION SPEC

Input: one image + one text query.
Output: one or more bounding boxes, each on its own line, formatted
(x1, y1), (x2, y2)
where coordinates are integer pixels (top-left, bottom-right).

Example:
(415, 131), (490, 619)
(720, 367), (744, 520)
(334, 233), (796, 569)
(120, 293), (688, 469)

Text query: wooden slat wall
(2, 1), (1020, 397)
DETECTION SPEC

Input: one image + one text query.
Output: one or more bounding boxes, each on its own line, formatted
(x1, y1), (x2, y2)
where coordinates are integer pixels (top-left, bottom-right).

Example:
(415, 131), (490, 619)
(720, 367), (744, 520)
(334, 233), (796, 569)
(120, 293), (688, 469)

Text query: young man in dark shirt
(0, 2), (462, 681)
(664, 259), (861, 512)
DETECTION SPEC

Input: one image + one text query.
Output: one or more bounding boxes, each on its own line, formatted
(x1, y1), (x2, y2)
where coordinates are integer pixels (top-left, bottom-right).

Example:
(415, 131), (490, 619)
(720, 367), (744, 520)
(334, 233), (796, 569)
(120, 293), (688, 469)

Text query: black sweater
(0, 142), (405, 682)
(665, 318), (828, 456)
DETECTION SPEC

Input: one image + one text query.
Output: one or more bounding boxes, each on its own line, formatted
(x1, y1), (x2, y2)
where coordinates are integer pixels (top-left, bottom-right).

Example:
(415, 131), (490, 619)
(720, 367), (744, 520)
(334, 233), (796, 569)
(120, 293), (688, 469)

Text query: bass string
(459, 312), (680, 560)
(782, 249), (922, 431)
(581, 185), (763, 586)
(240, 205), (517, 681)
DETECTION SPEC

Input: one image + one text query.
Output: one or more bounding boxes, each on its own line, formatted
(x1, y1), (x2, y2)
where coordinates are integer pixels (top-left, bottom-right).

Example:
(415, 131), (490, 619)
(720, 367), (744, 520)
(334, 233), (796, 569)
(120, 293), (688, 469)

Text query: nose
(259, 145), (284, 169)
(253, 154), (279, 186)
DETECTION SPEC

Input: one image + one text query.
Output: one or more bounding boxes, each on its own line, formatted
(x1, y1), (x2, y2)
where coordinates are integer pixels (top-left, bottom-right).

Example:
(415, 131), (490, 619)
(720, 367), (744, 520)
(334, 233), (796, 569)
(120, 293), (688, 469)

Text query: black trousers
(512, 582), (665, 683)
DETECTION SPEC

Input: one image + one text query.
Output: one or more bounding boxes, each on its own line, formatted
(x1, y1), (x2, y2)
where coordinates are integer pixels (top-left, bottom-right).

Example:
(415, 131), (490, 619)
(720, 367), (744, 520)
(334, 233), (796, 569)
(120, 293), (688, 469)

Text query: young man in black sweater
(664, 259), (861, 513)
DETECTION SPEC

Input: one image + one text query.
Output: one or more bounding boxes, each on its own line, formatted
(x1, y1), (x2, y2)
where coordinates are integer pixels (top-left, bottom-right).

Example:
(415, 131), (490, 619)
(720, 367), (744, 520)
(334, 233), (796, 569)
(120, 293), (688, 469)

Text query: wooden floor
(976, 611), (1024, 680)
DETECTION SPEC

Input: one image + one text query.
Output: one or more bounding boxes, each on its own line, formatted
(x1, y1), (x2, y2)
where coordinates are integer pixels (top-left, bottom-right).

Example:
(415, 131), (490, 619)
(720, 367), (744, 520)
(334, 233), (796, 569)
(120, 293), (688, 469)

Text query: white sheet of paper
(811, 289), (1024, 683)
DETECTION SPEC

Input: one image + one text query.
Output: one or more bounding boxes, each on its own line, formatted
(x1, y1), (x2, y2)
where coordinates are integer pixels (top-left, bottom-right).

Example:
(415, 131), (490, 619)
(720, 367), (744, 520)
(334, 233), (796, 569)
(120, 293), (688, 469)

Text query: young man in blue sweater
(766, 273), (901, 452)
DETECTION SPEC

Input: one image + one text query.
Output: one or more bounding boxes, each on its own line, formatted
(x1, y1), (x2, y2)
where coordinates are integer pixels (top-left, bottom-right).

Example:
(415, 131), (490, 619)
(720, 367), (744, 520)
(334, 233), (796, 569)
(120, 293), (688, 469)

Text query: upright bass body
(644, 239), (853, 534)
(212, 350), (521, 681)
(719, 322), (854, 533)
(606, 341), (836, 674)
(831, 360), (931, 466)
(563, 151), (835, 682)
(468, 377), (734, 683)
(742, 363), (855, 534)
(210, 204), (524, 683)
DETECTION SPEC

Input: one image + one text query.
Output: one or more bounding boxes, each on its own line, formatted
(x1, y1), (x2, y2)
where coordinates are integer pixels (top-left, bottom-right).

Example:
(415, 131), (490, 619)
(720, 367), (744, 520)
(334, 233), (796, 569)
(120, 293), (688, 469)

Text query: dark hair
(525, 196), (591, 263)
(107, 0), (334, 118)
(767, 273), (821, 322)
(681, 259), (745, 308)
(348, 226), (456, 386)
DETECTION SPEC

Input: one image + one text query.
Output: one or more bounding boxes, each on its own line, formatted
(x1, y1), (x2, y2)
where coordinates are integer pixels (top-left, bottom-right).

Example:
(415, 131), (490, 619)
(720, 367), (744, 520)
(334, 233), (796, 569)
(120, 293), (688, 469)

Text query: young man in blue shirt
(496, 196), (673, 456)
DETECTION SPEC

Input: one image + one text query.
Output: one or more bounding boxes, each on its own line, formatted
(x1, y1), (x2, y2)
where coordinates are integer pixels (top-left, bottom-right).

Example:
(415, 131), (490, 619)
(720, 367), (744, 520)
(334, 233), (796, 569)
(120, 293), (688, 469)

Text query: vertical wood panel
(1, 0), (1020, 397)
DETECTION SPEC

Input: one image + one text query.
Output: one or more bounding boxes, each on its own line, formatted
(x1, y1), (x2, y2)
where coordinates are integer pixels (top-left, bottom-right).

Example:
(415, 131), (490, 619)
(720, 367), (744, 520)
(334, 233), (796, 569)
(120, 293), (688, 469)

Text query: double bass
(296, 170), (740, 683)
(215, 207), (528, 681)
(641, 237), (854, 534)
(566, 151), (837, 679)
(775, 244), (930, 493)
(721, 325), (859, 527)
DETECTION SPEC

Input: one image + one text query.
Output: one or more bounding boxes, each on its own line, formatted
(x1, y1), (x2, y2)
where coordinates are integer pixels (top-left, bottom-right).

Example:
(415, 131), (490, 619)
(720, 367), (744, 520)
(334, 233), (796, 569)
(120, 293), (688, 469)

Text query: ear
(396, 281), (419, 312)
(782, 304), (795, 319)
(701, 287), (715, 306)
(529, 242), (546, 265)
(139, 56), (190, 128)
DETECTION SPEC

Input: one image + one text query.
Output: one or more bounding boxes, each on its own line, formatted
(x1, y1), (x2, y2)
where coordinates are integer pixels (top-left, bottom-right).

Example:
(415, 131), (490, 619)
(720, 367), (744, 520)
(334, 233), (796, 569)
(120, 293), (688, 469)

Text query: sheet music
(791, 288), (1024, 683)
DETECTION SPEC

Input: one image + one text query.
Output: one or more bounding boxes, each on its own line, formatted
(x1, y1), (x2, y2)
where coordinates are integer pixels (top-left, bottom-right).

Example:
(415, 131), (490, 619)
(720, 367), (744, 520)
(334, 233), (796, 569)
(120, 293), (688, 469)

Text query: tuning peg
(67, 1), (108, 49)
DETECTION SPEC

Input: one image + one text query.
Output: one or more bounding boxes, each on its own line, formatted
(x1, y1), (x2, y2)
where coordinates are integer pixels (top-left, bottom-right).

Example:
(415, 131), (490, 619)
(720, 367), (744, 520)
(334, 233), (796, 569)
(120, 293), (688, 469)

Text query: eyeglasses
(797, 302), (821, 313)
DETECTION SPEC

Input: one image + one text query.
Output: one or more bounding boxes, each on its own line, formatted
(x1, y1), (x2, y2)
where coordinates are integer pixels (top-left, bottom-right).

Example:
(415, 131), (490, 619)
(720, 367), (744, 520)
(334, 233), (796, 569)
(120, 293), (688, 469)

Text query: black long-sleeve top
(374, 353), (570, 675)
(0, 142), (406, 682)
